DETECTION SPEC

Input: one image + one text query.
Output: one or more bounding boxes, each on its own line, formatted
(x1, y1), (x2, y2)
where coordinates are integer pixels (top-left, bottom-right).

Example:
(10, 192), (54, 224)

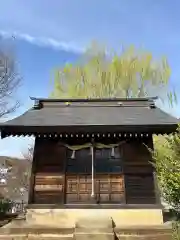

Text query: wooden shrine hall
(0, 97), (178, 227)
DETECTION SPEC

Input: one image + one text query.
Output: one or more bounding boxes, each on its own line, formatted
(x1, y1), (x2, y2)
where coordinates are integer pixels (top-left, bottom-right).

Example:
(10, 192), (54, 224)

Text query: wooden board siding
(125, 175), (156, 204)
(32, 138), (66, 204)
(122, 140), (153, 174)
(34, 174), (64, 203)
(122, 139), (156, 204)
(35, 139), (65, 173)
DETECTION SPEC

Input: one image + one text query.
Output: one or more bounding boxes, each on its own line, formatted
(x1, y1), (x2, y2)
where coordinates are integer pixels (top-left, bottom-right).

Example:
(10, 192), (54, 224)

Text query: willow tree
(51, 44), (176, 103)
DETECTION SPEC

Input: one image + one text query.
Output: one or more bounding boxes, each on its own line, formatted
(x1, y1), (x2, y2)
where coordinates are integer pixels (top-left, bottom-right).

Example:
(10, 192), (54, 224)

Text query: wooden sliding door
(96, 174), (124, 203)
(65, 147), (125, 204)
(66, 149), (92, 203)
(66, 174), (92, 203)
(94, 148), (124, 203)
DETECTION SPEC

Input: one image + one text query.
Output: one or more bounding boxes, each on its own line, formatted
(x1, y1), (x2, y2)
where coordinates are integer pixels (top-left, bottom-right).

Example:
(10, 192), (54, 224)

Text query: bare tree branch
(0, 41), (21, 117)
(22, 145), (33, 162)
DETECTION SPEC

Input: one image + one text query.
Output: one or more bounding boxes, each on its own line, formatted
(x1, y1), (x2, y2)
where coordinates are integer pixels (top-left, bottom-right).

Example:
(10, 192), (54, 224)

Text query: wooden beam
(28, 138), (37, 204)
(148, 135), (162, 206)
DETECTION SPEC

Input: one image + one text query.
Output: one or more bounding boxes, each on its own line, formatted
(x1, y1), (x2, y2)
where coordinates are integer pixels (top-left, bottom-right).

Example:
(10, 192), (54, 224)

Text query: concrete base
(26, 208), (163, 228)
(0, 216), (173, 240)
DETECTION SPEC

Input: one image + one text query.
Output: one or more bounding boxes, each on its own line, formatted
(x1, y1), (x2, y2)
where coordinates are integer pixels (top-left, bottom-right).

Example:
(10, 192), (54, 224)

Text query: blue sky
(0, 0), (180, 158)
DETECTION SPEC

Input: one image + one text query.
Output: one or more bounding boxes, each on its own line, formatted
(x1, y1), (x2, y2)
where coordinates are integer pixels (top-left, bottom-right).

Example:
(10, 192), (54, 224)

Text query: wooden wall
(122, 138), (156, 204)
(30, 138), (66, 204)
(29, 136), (157, 205)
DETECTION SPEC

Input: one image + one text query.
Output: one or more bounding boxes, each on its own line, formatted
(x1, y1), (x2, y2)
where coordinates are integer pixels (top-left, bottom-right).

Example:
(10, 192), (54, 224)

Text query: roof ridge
(30, 96), (158, 103)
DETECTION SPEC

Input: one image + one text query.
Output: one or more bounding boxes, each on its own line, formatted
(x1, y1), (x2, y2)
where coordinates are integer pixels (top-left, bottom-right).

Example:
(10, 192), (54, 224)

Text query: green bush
(152, 130), (180, 212)
(0, 198), (12, 214)
(172, 221), (180, 240)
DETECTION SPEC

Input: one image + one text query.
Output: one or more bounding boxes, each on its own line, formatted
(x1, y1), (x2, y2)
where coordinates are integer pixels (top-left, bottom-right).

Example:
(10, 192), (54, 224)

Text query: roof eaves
(30, 96), (158, 103)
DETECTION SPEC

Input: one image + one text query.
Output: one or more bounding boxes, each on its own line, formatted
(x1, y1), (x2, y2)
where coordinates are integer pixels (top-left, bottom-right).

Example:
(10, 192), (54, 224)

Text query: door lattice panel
(66, 174), (125, 203)
(66, 175), (92, 203)
(96, 175), (124, 203)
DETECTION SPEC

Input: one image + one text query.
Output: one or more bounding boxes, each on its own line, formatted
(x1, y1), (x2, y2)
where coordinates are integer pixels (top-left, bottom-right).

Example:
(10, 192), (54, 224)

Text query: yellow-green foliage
(51, 43), (176, 104)
(153, 129), (180, 211)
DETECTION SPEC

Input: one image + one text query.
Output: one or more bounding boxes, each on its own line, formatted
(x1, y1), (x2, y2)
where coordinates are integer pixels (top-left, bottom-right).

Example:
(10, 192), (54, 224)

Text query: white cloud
(0, 30), (84, 53)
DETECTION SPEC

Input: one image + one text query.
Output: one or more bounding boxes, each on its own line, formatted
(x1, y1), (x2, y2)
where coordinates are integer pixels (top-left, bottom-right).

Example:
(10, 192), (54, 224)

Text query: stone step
(114, 225), (173, 235)
(74, 229), (115, 239)
(0, 227), (74, 235)
(0, 233), (74, 239)
(74, 233), (114, 240)
(115, 235), (172, 240)
(75, 216), (113, 229)
(0, 222), (74, 239)
(114, 225), (173, 240)
(75, 228), (113, 233)
(74, 216), (115, 240)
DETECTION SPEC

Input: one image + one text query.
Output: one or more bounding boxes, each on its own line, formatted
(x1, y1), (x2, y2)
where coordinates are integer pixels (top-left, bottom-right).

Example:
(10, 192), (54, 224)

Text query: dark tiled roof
(0, 97), (178, 135)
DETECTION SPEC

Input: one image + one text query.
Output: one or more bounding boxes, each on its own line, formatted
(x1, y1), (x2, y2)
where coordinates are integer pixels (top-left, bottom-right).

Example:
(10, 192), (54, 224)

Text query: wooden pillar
(63, 147), (67, 204)
(153, 171), (162, 205)
(28, 138), (37, 204)
(149, 135), (162, 206)
(121, 144), (127, 204)
(90, 138), (97, 203)
(91, 145), (95, 198)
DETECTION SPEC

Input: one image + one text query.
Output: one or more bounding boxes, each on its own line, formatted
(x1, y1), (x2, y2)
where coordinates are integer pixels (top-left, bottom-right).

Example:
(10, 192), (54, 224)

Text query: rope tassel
(71, 150), (76, 159)
(111, 147), (115, 157)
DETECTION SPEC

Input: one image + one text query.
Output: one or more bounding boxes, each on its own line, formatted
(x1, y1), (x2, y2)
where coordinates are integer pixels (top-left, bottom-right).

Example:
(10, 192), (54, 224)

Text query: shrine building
(0, 97), (178, 227)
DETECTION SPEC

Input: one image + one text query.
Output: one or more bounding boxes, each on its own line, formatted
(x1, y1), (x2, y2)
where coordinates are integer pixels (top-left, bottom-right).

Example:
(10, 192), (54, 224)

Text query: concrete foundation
(26, 208), (163, 228)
